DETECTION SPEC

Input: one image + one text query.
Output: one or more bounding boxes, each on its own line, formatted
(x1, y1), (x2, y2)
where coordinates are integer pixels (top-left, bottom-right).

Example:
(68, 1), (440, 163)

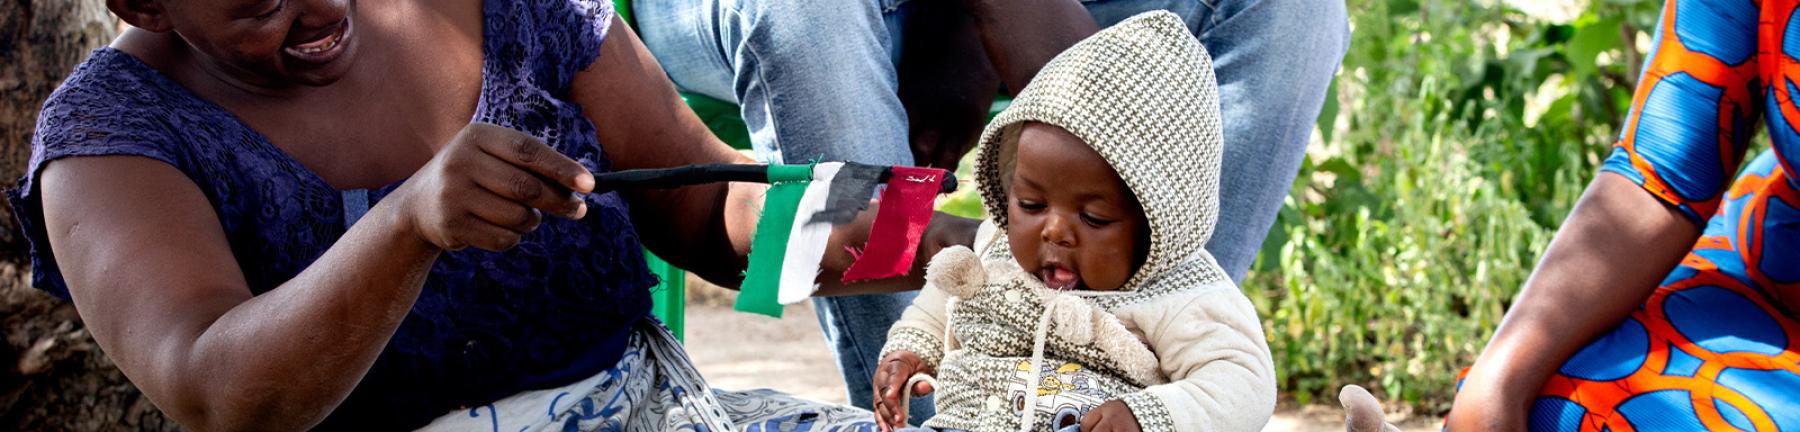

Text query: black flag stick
(590, 163), (958, 193)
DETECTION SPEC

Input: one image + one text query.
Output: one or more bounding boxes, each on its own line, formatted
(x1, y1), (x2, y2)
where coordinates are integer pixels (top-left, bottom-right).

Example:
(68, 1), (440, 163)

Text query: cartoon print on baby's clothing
(1009, 360), (1113, 430)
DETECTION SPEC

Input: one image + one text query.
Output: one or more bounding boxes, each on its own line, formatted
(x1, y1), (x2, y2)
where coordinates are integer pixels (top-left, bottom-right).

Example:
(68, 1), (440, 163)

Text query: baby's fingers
(908, 375), (934, 397)
(1081, 406), (1107, 432)
(872, 406), (892, 432)
(878, 400), (906, 432)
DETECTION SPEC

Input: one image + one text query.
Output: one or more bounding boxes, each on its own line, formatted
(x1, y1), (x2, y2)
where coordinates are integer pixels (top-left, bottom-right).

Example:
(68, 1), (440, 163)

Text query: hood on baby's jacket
(974, 10), (1228, 294)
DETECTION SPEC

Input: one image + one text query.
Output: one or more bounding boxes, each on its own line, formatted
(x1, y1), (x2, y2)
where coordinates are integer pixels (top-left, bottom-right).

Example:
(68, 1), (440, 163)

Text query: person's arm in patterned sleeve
(1448, 0), (1760, 429)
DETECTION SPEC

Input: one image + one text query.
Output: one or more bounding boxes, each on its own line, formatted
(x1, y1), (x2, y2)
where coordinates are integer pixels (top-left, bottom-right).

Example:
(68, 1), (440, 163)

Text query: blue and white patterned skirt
(417, 319), (883, 431)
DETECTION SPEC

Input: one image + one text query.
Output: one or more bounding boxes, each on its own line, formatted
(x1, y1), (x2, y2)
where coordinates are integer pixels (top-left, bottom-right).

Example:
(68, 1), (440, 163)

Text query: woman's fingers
(462, 148), (588, 219)
(400, 123), (594, 251)
(462, 219), (527, 252)
(470, 123), (595, 193)
(464, 191), (543, 234)
(428, 212), (526, 252)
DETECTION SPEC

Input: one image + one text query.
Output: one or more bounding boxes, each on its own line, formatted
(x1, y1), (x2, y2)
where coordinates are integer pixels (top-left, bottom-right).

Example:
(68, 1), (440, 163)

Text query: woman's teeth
(287, 24), (345, 56)
(291, 32), (341, 54)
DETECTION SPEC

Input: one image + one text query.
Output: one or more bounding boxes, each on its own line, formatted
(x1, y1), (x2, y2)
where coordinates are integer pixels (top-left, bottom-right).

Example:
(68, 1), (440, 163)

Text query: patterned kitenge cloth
(1454, 0), (1800, 430)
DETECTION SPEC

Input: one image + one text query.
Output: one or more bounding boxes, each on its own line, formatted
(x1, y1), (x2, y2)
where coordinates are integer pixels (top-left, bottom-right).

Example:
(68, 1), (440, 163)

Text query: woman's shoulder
(33, 47), (203, 162)
(482, 0), (615, 85)
(33, 48), (206, 144)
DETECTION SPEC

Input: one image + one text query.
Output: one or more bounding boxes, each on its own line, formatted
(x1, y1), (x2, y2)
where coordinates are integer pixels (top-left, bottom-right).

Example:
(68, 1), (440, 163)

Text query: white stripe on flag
(778, 162), (844, 304)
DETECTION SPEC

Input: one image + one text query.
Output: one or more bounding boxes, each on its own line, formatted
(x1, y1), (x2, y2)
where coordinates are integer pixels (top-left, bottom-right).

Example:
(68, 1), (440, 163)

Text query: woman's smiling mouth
(283, 19), (350, 64)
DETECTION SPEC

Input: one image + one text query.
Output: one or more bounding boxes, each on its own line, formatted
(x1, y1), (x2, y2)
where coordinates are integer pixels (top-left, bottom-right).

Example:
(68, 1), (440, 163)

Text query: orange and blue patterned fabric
(1453, 0), (1800, 430)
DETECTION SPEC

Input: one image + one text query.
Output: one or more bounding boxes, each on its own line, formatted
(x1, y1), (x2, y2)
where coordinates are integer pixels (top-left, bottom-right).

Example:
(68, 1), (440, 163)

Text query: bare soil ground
(0, 261), (180, 431)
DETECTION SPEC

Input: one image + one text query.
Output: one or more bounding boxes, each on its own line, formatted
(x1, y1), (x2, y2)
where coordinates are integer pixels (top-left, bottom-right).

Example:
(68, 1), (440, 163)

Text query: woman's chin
(287, 60), (355, 87)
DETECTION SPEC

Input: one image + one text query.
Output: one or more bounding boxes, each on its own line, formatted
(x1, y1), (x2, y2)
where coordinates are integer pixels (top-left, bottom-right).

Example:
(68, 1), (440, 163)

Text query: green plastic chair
(615, 0), (752, 342)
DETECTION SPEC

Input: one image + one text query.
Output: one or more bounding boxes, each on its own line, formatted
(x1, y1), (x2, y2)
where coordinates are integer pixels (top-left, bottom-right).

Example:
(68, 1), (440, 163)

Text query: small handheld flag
(591, 162), (956, 317)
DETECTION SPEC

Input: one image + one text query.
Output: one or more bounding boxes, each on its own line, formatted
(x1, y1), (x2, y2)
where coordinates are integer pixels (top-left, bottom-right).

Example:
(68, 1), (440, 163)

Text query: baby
(870, 11), (1277, 432)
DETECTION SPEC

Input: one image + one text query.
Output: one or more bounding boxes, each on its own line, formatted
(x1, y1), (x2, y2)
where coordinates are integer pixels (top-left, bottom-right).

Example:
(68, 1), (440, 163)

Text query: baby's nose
(1040, 214), (1076, 247)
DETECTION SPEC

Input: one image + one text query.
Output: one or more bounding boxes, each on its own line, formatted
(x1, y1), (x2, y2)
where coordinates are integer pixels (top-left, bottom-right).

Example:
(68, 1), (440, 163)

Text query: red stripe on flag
(842, 166), (947, 282)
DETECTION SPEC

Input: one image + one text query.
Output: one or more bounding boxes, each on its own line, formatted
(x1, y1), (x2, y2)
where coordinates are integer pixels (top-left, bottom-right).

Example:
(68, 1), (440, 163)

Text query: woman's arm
(1446, 173), (1698, 430)
(575, 17), (977, 294)
(1452, 0), (1754, 425)
(42, 125), (593, 430)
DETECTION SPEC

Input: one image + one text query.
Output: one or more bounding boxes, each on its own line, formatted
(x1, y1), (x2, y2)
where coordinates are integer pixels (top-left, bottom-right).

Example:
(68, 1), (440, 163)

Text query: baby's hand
(872, 350), (934, 432)
(1079, 400), (1141, 432)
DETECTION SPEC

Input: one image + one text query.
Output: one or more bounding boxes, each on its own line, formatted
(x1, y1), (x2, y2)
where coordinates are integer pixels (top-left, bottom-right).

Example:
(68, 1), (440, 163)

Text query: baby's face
(1006, 123), (1148, 291)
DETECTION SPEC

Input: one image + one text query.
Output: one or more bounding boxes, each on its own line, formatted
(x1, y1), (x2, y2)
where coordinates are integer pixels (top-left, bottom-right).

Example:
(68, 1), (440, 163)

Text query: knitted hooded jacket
(880, 11), (1276, 432)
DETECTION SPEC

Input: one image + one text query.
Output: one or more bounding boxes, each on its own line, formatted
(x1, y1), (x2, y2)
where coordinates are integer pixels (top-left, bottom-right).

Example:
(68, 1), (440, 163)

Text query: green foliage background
(1258, 0), (1667, 412)
(938, 0), (1669, 413)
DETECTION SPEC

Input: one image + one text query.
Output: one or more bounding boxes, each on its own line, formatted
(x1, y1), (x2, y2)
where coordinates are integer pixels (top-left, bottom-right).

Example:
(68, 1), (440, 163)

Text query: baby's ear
(926, 246), (985, 297)
(1338, 385), (1400, 432)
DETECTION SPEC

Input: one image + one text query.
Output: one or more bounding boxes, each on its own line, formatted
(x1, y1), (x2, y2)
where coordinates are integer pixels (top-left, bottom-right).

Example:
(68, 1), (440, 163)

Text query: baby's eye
(1080, 213), (1114, 227)
(1016, 200), (1047, 213)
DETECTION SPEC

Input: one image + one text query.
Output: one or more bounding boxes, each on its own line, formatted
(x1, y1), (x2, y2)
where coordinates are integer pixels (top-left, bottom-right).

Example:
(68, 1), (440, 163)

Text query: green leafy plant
(1249, 0), (1661, 412)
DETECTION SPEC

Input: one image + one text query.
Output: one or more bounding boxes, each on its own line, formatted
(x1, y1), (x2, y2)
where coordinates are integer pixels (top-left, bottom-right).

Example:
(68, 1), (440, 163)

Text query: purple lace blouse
(8, 0), (658, 428)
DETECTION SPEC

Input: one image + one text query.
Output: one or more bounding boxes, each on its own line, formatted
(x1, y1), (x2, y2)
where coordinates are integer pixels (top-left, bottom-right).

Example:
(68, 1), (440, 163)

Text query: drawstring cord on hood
(1019, 304), (1057, 432)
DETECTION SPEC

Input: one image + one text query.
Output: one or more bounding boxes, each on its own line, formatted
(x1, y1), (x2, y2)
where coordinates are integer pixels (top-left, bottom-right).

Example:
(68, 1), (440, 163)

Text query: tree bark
(0, 0), (118, 257)
(0, 3), (177, 431)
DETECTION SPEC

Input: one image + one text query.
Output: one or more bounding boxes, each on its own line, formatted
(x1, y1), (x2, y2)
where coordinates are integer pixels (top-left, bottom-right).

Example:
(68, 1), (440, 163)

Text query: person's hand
(1078, 400), (1140, 432)
(872, 350), (934, 432)
(921, 212), (980, 262)
(388, 122), (595, 252)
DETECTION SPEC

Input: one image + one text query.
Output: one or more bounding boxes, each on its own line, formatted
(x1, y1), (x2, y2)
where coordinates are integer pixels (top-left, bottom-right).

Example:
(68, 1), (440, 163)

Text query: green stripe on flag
(737, 163), (814, 317)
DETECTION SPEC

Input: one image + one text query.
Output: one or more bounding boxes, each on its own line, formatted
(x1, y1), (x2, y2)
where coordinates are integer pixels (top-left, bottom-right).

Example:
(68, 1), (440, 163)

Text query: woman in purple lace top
(11, 0), (973, 429)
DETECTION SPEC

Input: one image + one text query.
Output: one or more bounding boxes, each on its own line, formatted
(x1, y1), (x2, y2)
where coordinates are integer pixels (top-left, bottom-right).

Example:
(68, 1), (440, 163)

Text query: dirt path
(685, 301), (849, 404)
(681, 297), (1440, 431)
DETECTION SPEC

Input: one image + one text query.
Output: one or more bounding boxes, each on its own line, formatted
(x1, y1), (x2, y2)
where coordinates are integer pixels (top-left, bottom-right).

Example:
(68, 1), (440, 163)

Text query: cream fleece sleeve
(1112, 281), (1278, 432)
(881, 280), (953, 370)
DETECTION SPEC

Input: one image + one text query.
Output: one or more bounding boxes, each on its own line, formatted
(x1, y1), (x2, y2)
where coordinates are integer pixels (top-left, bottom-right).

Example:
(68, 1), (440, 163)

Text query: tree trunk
(1, 2), (179, 430)
(0, 0), (117, 257)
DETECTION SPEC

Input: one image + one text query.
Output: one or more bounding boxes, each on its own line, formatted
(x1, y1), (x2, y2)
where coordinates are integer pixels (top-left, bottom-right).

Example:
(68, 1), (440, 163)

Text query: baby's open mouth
(1039, 263), (1080, 291)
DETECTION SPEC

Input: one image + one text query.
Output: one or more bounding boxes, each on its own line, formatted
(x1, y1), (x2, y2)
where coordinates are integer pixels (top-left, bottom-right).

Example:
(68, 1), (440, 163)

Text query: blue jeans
(635, 0), (1349, 424)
